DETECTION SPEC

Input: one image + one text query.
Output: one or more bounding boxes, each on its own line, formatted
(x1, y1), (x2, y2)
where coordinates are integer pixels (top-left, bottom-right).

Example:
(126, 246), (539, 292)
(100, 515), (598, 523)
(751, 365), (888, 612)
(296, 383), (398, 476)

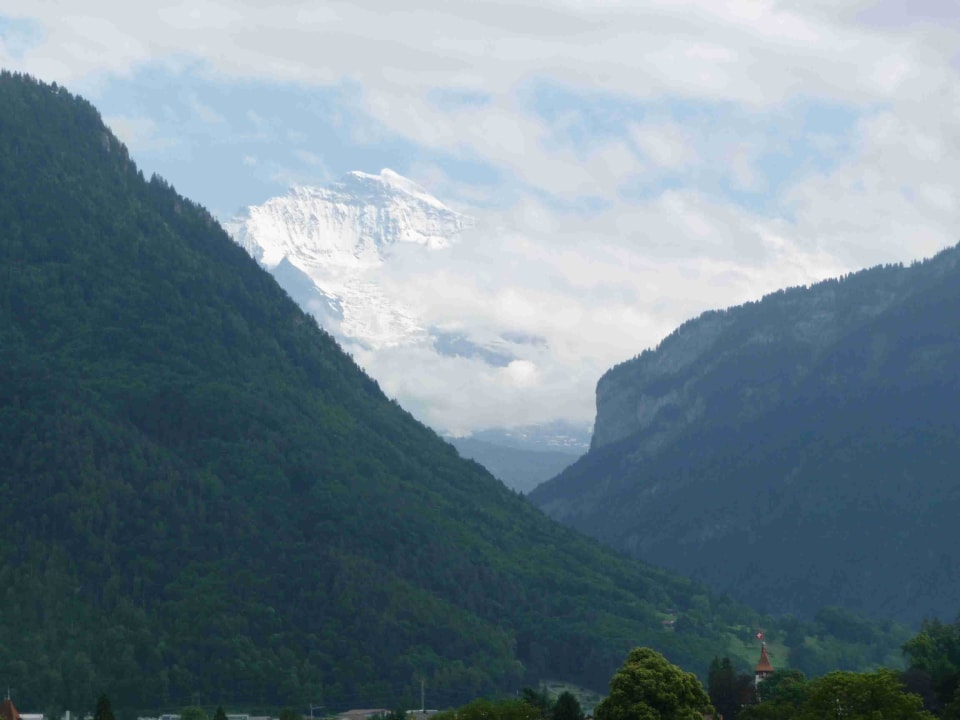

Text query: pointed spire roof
(755, 643), (774, 673)
(0, 697), (20, 720)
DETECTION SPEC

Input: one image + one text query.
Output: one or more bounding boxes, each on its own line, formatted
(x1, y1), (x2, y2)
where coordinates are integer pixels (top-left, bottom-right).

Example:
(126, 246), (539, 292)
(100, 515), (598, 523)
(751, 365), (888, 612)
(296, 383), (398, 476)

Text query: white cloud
(629, 122), (698, 171)
(781, 93), (960, 266)
(5, 2), (957, 191)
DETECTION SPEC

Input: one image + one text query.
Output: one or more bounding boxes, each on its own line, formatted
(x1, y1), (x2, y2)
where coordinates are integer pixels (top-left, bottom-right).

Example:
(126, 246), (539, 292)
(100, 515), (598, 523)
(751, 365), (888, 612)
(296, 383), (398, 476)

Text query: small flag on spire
(756, 631), (764, 641)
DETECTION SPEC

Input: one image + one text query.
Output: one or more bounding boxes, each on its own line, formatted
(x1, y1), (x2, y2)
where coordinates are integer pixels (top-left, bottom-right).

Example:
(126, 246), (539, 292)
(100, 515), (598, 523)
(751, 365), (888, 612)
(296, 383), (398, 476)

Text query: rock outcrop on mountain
(531, 246), (960, 624)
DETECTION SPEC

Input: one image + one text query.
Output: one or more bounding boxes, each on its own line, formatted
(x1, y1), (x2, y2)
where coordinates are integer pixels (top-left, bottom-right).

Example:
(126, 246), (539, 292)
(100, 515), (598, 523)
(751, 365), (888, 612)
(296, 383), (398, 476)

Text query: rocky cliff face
(533, 244), (960, 623)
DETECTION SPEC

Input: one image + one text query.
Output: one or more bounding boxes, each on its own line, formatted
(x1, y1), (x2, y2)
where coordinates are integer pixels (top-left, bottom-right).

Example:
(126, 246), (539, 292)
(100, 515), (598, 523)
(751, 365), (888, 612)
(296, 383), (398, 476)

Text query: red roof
(755, 644), (774, 673)
(0, 699), (20, 720)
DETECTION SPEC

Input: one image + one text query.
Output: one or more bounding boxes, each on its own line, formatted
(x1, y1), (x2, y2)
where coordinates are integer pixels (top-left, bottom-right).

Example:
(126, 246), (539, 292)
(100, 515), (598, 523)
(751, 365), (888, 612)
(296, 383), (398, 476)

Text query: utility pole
(420, 679), (425, 713)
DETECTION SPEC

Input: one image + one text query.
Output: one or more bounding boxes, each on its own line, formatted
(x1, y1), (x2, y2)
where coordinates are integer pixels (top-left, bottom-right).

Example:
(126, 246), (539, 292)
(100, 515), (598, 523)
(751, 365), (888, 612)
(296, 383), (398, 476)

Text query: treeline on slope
(0, 72), (911, 717)
(532, 242), (960, 624)
(537, 386), (960, 619)
(600, 252), (940, 383)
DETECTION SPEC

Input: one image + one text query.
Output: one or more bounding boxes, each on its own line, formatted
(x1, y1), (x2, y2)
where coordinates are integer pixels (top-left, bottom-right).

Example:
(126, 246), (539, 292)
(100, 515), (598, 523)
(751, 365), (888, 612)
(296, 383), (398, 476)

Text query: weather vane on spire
(755, 633), (774, 687)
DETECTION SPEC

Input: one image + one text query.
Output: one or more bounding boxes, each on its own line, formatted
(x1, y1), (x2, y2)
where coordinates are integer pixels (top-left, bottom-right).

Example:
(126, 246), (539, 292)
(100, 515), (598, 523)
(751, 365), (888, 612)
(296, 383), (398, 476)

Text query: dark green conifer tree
(93, 695), (115, 720)
(552, 692), (583, 720)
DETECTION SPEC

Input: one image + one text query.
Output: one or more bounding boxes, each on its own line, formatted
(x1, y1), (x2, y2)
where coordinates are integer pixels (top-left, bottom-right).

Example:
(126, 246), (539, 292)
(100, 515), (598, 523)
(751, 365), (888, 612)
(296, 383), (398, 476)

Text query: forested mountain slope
(0, 72), (909, 716)
(531, 241), (960, 625)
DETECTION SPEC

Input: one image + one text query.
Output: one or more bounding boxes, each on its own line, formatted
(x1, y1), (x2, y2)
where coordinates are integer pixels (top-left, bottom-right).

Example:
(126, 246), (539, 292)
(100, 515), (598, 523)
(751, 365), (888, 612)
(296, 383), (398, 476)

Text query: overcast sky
(2, 1), (959, 434)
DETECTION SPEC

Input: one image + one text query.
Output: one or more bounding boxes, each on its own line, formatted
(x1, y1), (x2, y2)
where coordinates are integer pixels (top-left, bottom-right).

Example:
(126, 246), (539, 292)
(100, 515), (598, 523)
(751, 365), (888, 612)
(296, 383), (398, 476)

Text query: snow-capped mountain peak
(226, 169), (472, 348)
(344, 168), (452, 212)
(227, 168), (470, 271)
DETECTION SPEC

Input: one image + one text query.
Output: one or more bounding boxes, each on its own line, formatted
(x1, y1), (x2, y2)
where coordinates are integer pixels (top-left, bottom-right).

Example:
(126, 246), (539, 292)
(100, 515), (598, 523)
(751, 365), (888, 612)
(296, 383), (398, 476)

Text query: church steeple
(0, 693), (21, 720)
(755, 642), (774, 686)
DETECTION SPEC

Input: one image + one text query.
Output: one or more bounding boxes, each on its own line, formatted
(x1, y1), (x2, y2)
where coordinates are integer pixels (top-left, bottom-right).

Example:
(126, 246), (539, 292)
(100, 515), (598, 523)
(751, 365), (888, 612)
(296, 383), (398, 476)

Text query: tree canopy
(180, 708), (209, 720)
(902, 617), (960, 716)
(553, 691), (584, 720)
(741, 668), (934, 720)
(798, 669), (932, 720)
(707, 657), (754, 720)
(434, 699), (542, 720)
(595, 648), (713, 720)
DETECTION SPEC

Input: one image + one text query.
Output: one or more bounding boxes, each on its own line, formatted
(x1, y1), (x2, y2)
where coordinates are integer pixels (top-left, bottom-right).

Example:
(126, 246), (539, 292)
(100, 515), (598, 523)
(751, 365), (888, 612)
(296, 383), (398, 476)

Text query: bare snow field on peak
(226, 170), (471, 349)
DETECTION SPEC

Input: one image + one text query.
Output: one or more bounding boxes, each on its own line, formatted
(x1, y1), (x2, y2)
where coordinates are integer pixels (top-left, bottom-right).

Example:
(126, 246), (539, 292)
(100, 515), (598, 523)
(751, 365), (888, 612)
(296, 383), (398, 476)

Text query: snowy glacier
(226, 169), (473, 349)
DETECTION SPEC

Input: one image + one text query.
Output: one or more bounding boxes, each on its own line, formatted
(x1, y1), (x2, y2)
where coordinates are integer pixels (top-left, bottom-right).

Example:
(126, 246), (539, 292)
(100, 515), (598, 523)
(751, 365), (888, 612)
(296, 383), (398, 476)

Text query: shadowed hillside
(532, 243), (960, 625)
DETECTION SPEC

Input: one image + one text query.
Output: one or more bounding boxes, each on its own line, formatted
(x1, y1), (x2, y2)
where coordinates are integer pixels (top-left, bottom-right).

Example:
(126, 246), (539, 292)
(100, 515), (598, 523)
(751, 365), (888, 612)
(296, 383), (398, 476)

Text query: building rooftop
(0, 698), (21, 720)
(755, 644), (774, 673)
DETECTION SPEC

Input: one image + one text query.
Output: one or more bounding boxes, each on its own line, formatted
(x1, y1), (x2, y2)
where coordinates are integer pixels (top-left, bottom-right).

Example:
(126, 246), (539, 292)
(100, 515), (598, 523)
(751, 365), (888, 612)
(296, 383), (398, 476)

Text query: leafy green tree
(181, 707), (209, 720)
(903, 619), (960, 707)
(213, 708), (229, 720)
(739, 670), (808, 720)
(756, 669), (807, 703)
(738, 705), (791, 720)
(279, 709), (302, 720)
(522, 687), (553, 717)
(944, 688), (960, 720)
(900, 668), (940, 715)
(743, 668), (930, 720)
(595, 647), (713, 720)
(446, 699), (541, 720)
(797, 669), (933, 720)
(93, 695), (116, 720)
(552, 691), (583, 720)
